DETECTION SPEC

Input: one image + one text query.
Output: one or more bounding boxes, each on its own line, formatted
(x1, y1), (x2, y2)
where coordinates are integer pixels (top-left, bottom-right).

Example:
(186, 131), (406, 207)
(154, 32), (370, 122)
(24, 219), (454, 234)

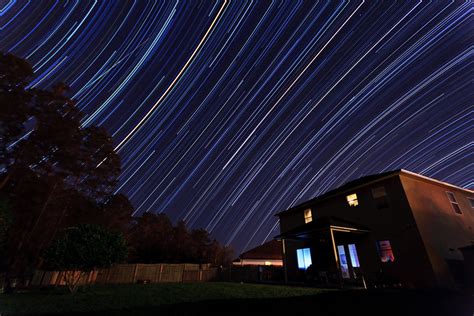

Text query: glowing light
(346, 194), (359, 207)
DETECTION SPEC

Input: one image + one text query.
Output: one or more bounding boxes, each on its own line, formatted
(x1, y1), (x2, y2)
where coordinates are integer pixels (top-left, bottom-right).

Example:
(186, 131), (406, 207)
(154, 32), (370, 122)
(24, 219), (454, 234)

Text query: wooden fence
(31, 263), (218, 286)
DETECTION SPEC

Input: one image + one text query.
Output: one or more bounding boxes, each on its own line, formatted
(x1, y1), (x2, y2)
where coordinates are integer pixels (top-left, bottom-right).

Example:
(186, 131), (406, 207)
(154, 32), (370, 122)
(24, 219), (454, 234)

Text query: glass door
(338, 243), (361, 279)
(337, 245), (350, 279)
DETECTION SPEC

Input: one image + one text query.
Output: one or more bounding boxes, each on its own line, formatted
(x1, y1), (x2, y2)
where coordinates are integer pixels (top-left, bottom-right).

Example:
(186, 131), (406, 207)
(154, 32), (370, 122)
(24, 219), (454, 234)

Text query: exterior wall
(400, 174), (474, 287)
(279, 212), (310, 280)
(280, 175), (436, 287)
(279, 211), (306, 234)
(282, 239), (311, 281)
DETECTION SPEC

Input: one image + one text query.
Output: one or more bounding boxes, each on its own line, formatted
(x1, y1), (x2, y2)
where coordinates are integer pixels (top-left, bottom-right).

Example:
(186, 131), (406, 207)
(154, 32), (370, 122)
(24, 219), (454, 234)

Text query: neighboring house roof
(276, 169), (473, 217)
(238, 240), (282, 260)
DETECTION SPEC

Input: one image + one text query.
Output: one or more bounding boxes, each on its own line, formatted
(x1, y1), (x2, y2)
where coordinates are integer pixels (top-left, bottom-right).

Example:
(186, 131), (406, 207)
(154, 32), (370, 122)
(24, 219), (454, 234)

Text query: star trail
(1, 0), (473, 253)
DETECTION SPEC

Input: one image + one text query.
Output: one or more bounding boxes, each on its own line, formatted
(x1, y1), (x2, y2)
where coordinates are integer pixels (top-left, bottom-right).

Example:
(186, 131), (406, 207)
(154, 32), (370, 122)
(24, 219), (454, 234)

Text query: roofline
(398, 169), (473, 194)
(276, 169), (473, 217)
(274, 224), (370, 240)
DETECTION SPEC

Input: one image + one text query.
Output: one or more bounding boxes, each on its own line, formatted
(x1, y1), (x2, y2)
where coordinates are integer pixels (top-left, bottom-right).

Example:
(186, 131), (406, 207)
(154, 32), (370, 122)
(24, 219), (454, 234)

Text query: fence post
(132, 264), (138, 283)
(158, 264), (163, 283)
(105, 268), (110, 284)
(153, 265), (159, 283)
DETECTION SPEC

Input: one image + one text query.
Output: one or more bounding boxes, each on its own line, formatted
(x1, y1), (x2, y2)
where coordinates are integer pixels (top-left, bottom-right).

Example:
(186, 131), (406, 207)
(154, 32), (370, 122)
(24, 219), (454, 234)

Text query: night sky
(2, 1), (472, 253)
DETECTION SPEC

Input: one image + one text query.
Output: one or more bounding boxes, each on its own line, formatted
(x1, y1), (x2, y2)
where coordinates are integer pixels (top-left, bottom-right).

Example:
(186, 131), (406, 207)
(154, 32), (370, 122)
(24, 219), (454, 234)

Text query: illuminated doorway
(337, 243), (361, 280)
(337, 245), (350, 278)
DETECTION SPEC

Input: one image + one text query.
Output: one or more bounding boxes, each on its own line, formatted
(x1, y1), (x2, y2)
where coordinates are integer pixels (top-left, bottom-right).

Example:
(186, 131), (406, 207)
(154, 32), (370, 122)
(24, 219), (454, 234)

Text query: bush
(44, 224), (127, 293)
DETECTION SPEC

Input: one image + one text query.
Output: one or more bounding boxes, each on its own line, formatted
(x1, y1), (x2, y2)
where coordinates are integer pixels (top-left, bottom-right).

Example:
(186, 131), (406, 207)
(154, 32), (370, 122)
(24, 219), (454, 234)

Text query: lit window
(348, 244), (360, 267)
(446, 192), (462, 214)
(376, 240), (395, 263)
(296, 248), (312, 270)
(264, 261), (272, 266)
(304, 209), (312, 223)
(346, 193), (359, 207)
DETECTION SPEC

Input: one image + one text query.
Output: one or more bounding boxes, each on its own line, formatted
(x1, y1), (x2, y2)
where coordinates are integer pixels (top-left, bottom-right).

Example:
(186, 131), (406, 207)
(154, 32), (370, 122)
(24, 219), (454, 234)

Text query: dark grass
(0, 282), (330, 314)
(0, 282), (472, 316)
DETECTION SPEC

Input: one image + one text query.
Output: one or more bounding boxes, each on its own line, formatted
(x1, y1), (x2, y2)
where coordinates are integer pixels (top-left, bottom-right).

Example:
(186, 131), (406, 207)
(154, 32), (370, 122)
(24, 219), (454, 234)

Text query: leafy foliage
(0, 198), (12, 266)
(0, 53), (34, 169)
(127, 213), (233, 266)
(44, 224), (127, 293)
(1, 53), (232, 290)
(45, 224), (127, 271)
(0, 52), (128, 280)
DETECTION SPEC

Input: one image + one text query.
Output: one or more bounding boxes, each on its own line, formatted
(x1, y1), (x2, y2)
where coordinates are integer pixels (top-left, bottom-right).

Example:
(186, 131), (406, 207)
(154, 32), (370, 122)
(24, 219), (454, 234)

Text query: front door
(337, 243), (361, 279)
(337, 245), (350, 278)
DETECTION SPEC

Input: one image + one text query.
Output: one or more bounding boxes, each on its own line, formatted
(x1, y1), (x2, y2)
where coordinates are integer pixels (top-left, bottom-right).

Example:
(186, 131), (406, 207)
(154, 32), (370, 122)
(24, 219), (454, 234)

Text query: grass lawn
(0, 282), (329, 314)
(0, 282), (472, 315)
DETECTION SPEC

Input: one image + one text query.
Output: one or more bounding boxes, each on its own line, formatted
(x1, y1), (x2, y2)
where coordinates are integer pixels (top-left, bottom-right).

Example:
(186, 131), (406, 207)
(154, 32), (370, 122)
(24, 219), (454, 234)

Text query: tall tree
(126, 212), (233, 265)
(96, 194), (134, 234)
(0, 53), (127, 286)
(0, 53), (33, 175)
(127, 213), (174, 263)
(0, 197), (12, 269)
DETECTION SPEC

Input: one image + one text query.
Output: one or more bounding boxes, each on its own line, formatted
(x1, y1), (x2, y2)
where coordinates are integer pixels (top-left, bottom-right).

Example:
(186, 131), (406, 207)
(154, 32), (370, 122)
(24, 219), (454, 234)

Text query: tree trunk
(0, 172), (11, 190)
(5, 182), (58, 289)
(35, 193), (70, 262)
(65, 271), (85, 294)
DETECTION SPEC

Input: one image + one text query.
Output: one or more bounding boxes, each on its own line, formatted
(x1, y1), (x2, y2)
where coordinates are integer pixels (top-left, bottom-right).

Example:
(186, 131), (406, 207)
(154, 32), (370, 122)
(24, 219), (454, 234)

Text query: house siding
(400, 174), (474, 287)
(278, 171), (473, 288)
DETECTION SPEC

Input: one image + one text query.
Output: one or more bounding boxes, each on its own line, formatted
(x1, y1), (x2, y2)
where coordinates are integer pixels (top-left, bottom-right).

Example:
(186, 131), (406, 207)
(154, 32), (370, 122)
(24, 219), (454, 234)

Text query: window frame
(468, 198), (474, 209)
(446, 191), (462, 215)
(346, 193), (359, 207)
(376, 240), (395, 263)
(303, 208), (312, 224)
(296, 248), (312, 270)
(371, 186), (387, 198)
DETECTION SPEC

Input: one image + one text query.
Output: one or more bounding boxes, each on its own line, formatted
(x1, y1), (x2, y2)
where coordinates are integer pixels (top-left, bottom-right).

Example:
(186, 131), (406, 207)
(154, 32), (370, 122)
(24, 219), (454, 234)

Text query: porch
(276, 216), (370, 288)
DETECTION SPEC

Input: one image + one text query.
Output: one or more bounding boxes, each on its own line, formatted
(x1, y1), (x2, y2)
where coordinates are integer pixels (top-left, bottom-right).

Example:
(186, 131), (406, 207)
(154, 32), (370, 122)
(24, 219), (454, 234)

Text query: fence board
(34, 263), (218, 286)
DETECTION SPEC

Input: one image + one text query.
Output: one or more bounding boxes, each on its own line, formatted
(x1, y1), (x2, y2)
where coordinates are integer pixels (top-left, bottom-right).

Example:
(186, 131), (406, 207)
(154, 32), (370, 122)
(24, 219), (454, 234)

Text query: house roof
(276, 169), (473, 217)
(274, 216), (370, 240)
(238, 240), (282, 260)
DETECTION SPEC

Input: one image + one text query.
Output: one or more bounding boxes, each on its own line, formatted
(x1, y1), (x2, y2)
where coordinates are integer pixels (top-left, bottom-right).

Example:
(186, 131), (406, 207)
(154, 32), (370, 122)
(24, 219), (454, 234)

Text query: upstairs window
(346, 193), (359, 207)
(376, 240), (395, 263)
(372, 186), (386, 198)
(296, 248), (312, 270)
(446, 192), (462, 214)
(372, 186), (389, 209)
(468, 198), (474, 209)
(304, 209), (312, 223)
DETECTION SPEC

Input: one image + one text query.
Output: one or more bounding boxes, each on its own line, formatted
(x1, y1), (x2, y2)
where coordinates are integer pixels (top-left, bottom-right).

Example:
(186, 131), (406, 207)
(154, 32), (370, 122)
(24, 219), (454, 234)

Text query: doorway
(337, 243), (361, 280)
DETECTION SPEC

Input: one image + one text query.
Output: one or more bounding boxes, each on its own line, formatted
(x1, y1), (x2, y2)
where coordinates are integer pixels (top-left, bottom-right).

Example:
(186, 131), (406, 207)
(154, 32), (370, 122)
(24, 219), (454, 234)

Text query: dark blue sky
(2, 0), (472, 253)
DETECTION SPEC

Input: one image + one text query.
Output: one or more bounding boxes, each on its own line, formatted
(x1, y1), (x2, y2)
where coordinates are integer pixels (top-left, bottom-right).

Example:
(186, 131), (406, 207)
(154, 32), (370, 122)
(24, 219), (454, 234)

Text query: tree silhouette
(1, 53), (232, 290)
(0, 53), (33, 173)
(127, 213), (174, 263)
(44, 224), (127, 293)
(0, 53), (129, 288)
(126, 212), (233, 265)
